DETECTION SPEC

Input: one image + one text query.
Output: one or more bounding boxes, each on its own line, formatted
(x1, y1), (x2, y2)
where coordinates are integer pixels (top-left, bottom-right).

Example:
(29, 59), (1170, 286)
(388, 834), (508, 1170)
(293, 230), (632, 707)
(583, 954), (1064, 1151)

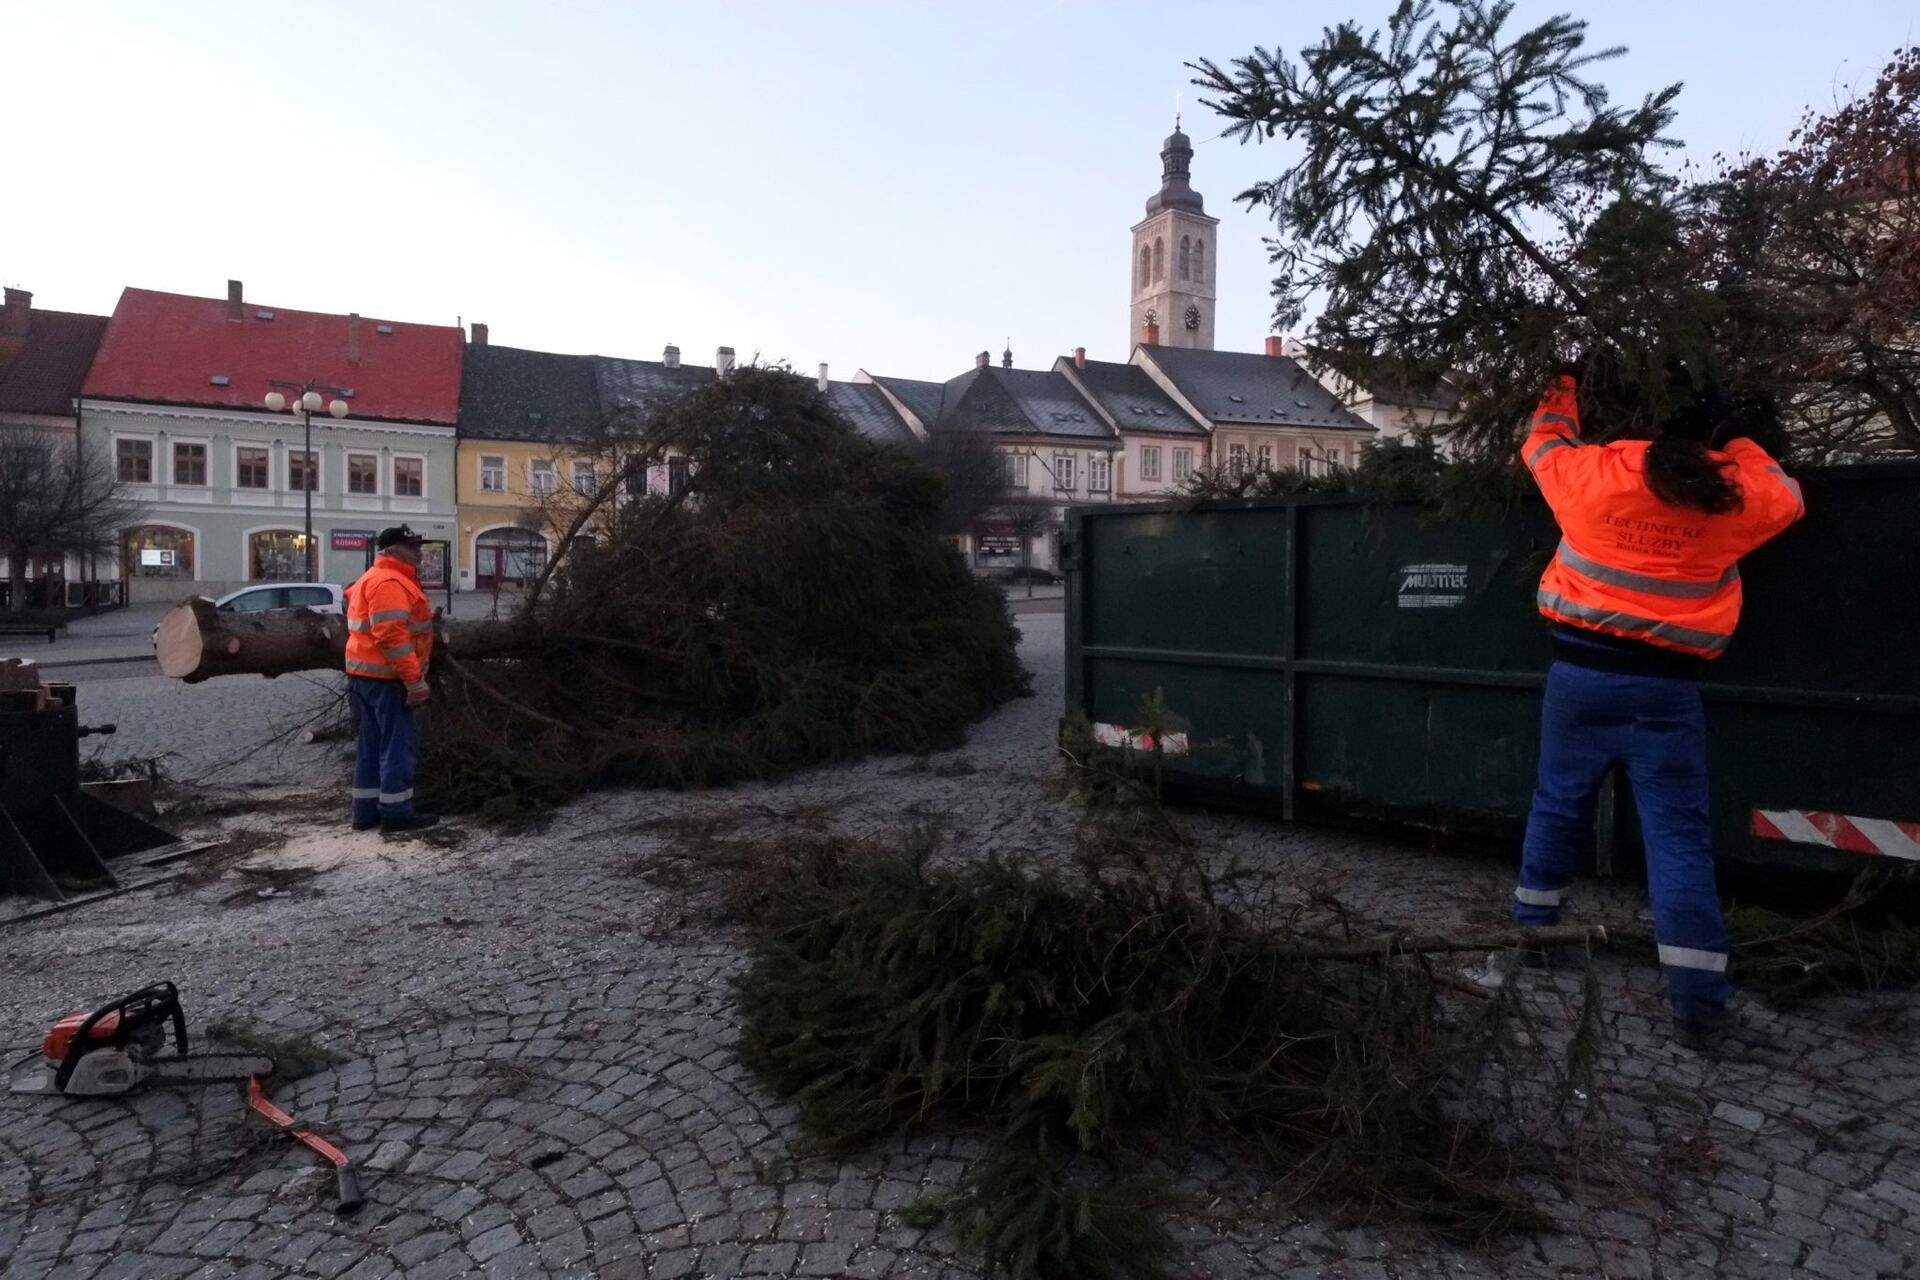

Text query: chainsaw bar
(142, 1053), (277, 1086)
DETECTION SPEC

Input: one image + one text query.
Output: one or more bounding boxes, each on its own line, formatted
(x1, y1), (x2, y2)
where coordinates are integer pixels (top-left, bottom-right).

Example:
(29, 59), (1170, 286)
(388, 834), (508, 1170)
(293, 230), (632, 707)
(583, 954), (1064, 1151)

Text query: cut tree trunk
(153, 597), (524, 684)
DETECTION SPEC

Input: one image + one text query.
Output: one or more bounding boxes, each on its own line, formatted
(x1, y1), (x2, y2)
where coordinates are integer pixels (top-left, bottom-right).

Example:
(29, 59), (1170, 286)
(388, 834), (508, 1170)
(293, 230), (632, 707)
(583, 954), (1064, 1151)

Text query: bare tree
(1002, 497), (1057, 598)
(924, 429), (1007, 538)
(0, 430), (142, 614)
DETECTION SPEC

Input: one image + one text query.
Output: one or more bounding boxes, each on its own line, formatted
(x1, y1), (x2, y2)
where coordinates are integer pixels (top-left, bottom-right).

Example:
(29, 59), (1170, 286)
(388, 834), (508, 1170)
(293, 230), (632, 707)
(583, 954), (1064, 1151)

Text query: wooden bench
(0, 624), (59, 643)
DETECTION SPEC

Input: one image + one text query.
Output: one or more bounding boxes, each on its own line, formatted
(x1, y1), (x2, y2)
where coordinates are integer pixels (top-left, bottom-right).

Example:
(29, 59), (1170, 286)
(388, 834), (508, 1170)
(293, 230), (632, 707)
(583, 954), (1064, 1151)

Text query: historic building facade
(1129, 123), (1219, 353)
(79, 283), (462, 602)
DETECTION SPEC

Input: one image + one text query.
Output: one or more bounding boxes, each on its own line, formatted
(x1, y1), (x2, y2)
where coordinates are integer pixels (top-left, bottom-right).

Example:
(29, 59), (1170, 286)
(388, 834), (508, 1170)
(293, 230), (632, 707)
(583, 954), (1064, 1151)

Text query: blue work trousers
(348, 676), (418, 826)
(1514, 662), (1730, 1026)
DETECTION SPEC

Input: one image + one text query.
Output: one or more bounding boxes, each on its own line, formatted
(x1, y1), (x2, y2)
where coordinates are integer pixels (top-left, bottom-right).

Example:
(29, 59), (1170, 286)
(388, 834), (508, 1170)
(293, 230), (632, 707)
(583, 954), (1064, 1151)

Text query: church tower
(1130, 121), (1218, 351)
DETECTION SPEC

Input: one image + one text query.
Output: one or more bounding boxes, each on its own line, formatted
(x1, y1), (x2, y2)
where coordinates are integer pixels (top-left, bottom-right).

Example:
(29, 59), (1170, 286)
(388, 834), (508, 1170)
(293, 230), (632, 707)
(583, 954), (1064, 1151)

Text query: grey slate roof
(823, 380), (918, 447)
(867, 374), (945, 429)
(1059, 357), (1208, 437)
(1142, 347), (1374, 431)
(932, 366), (1116, 443)
(594, 355), (717, 418)
(457, 342), (604, 443)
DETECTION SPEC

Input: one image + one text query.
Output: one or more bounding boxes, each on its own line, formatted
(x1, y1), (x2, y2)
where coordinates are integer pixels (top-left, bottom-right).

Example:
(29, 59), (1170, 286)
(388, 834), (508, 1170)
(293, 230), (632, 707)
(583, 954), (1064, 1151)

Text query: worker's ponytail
(1644, 434), (1744, 515)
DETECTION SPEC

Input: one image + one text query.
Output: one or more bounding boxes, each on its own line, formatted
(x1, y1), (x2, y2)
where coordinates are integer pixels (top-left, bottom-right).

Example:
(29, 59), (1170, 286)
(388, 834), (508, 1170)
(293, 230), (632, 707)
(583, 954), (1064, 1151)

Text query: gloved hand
(405, 681), (430, 706)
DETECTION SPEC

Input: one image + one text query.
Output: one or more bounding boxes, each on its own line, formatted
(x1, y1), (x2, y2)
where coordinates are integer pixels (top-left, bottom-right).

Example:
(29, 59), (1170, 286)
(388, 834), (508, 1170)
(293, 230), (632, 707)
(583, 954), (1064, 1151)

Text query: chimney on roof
(227, 279), (243, 323)
(470, 322), (488, 347)
(662, 344), (680, 368)
(1265, 336), (1285, 358)
(0, 287), (29, 339)
(1142, 318), (1160, 347)
(715, 346), (736, 377)
(817, 362), (830, 392)
(1073, 346), (1086, 370)
(349, 313), (362, 363)
(975, 350), (991, 369)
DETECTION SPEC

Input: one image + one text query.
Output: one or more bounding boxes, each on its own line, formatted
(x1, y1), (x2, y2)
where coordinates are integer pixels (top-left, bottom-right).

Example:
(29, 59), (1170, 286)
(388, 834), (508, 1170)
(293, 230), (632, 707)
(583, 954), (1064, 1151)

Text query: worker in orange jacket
(1509, 367), (1803, 1052)
(344, 526), (439, 832)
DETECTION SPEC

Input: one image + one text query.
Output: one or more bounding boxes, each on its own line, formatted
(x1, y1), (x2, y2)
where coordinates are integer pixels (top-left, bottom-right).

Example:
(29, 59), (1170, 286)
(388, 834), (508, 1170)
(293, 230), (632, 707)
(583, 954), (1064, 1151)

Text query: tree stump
(152, 598), (525, 683)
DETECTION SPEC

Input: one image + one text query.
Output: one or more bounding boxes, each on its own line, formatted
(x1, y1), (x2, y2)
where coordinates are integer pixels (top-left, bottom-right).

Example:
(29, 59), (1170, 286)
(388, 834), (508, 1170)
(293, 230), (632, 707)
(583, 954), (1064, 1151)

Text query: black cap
(376, 524), (427, 549)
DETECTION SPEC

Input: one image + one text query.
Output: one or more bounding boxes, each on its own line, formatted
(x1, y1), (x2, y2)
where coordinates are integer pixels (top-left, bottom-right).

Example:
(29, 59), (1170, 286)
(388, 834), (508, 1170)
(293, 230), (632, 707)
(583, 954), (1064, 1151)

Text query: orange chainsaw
(9, 981), (274, 1095)
(11, 981), (364, 1213)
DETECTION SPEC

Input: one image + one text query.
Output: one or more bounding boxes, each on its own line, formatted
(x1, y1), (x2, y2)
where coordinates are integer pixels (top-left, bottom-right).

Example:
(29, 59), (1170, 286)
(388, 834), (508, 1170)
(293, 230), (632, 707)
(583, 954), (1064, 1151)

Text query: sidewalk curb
(33, 653), (157, 670)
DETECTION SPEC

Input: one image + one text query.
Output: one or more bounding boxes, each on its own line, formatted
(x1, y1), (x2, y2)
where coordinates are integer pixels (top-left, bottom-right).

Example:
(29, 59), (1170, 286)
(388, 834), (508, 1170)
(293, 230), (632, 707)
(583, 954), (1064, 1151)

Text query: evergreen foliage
(734, 720), (1599, 1278)
(1191, 6), (1918, 460)
(417, 366), (1029, 814)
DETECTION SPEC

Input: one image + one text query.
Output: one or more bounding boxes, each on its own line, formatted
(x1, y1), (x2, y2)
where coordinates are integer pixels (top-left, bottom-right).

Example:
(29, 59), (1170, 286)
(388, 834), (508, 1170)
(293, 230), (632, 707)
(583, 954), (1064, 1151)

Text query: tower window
(1138, 245), (1151, 293)
(1179, 236), (1191, 280)
(1193, 239), (1205, 284)
(1153, 237), (1165, 283)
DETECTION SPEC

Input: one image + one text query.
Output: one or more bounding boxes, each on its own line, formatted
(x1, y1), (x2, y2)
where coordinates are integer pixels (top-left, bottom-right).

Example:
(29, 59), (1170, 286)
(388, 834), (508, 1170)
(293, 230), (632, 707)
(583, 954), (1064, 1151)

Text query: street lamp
(264, 380), (351, 580)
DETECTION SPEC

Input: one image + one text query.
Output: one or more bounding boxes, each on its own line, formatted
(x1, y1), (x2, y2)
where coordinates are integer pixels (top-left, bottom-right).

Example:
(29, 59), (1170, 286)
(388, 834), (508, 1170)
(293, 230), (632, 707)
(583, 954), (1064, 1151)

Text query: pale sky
(3, 1), (1912, 382)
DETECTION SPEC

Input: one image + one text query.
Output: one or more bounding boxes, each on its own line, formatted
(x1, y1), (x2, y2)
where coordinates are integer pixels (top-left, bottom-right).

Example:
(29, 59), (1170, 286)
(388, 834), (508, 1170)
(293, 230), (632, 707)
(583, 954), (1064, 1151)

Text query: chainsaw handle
(54, 981), (186, 1094)
(335, 1164), (365, 1214)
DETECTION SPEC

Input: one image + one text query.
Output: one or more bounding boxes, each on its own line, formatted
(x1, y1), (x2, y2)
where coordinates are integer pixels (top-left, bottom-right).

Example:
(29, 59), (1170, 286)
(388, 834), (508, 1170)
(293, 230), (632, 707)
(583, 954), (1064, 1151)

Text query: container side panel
(1085, 657), (1289, 790)
(1084, 511), (1291, 657)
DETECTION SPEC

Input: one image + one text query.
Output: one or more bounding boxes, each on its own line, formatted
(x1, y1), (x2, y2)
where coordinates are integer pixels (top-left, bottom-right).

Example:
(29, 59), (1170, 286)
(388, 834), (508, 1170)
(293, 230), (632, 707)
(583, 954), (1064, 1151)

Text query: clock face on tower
(1184, 304), (1202, 331)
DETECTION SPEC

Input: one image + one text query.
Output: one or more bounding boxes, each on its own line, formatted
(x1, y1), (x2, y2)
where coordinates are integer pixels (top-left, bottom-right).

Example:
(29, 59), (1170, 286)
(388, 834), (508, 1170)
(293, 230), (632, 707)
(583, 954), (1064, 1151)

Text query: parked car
(211, 582), (345, 615)
(993, 566), (1063, 586)
(151, 583), (345, 645)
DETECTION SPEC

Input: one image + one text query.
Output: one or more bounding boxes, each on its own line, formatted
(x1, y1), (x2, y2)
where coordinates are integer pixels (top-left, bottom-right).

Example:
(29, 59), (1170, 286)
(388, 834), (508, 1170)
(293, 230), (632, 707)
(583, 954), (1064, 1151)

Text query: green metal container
(1063, 462), (1920, 874)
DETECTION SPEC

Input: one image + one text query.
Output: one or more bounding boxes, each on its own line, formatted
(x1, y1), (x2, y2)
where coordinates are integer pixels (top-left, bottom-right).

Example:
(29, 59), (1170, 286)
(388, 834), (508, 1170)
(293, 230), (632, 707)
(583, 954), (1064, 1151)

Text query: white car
(151, 583), (346, 646)
(210, 582), (345, 615)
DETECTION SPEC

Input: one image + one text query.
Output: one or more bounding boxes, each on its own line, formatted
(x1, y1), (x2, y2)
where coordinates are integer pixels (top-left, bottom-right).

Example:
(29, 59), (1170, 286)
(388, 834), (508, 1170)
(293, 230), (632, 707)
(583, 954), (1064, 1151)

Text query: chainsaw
(8, 981), (275, 1096)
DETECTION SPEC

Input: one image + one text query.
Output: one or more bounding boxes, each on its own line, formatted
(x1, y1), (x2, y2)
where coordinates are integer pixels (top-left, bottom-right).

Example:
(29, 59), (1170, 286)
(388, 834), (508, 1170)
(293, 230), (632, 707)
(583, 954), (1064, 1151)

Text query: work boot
(350, 817), (379, 832)
(1672, 1017), (1728, 1055)
(380, 812), (441, 833)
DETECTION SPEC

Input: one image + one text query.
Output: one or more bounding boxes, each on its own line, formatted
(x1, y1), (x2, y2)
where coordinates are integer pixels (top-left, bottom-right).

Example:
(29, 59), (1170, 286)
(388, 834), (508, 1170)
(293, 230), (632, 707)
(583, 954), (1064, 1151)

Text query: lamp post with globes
(263, 381), (350, 580)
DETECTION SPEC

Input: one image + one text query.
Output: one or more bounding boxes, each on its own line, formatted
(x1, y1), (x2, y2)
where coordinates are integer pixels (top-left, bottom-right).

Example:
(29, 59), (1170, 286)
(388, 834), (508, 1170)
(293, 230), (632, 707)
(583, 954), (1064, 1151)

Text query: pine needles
(414, 367), (1030, 818)
(734, 793), (1594, 1278)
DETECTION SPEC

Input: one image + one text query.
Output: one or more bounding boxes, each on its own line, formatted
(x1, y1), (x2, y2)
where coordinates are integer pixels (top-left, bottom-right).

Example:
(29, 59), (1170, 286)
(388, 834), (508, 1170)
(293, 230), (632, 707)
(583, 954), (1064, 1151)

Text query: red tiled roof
(0, 309), (110, 417)
(82, 288), (464, 425)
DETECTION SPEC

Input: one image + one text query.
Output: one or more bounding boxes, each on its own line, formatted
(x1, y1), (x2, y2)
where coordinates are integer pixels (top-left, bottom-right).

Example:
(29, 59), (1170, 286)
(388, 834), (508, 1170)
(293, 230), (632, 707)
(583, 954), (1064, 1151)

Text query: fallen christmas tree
(152, 365), (1030, 815)
(725, 717), (1609, 1280)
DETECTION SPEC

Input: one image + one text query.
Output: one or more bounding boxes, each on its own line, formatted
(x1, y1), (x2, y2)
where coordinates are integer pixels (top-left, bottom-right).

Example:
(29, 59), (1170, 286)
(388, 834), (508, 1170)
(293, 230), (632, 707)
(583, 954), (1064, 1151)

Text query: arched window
(248, 529), (310, 581)
(474, 527), (549, 590)
(1152, 238), (1165, 283)
(1193, 239), (1206, 284)
(122, 525), (196, 580)
(1179, 236), (1191, 280)
(1137, 244), (1151, 292)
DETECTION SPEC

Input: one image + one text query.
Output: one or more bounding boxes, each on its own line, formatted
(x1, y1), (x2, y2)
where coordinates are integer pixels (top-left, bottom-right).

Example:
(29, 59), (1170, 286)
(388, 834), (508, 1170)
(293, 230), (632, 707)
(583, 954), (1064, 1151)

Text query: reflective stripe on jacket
(344, 555), (434, 689)
(1520, 375), (1805, 659)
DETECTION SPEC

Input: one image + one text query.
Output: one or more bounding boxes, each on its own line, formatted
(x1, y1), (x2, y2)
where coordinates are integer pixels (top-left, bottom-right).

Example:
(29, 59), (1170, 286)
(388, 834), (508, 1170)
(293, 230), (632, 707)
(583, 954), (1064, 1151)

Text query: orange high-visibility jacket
(1521, 375), (1804, 659)
(344, 555), (434, 691)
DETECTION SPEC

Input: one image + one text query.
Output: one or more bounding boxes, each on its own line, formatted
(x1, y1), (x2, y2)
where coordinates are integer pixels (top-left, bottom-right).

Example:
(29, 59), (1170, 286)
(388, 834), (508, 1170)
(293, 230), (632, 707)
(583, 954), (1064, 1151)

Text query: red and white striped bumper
(1092, 723), (1190, 756)
(1750, 809), (1920, 861)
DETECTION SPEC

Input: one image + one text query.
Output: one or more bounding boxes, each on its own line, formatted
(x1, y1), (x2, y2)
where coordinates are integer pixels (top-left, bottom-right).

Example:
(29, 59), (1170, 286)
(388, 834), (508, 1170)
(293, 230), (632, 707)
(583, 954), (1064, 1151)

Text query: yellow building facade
(453, 438), (606, 590)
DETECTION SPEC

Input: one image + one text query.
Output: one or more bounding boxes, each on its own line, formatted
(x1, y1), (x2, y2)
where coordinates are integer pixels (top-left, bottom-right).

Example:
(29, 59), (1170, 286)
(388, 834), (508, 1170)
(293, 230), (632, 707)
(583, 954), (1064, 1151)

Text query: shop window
(250, 530), (310, 581)
(123, 525), (193, 579)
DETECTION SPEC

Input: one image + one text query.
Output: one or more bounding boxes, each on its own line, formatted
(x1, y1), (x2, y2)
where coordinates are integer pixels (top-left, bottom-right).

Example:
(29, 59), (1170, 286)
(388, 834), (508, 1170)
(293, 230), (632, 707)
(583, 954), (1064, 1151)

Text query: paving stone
(3, 617), (1918, 1280)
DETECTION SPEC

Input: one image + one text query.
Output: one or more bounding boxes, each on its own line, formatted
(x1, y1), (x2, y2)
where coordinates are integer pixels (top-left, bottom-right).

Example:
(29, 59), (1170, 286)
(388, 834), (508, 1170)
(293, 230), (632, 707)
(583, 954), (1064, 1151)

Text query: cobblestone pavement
(2, 616), (1916, 1279)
